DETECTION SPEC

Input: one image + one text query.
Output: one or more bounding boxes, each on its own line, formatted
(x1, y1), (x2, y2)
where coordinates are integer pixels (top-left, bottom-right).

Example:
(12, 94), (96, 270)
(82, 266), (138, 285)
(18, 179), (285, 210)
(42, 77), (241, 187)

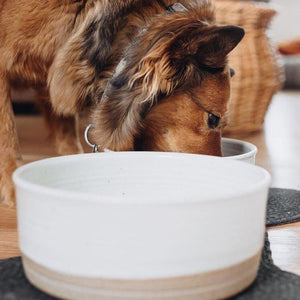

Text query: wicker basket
(215, 1), (284, 133)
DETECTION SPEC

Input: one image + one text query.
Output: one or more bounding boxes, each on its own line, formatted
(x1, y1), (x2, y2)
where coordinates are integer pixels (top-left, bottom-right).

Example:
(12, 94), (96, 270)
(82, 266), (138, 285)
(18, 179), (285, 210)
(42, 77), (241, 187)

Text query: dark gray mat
(232, 234), (300, 300)
(0, 257), (53, 300)
(267, 188), (300, 227)
(1, 235), (300, 300)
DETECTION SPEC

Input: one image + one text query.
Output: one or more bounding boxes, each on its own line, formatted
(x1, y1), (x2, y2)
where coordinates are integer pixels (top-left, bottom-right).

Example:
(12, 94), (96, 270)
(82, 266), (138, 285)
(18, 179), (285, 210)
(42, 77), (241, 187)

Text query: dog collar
(84, 124), (114, 153)
(167, 3), (188, 13)
(84, 124), (99, 153)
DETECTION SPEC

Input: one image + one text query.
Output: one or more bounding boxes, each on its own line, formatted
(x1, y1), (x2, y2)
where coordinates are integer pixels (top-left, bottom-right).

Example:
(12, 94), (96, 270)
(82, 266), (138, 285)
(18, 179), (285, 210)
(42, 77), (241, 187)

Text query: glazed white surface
(222, 138), (257, 164)
(14, 152), (270, 279)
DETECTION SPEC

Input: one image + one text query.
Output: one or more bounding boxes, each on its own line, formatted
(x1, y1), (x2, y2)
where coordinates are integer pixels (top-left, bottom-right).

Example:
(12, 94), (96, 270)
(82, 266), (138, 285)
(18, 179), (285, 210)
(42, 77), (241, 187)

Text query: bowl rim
(221, 137), (258, 160)
(13, 152), (271, 205)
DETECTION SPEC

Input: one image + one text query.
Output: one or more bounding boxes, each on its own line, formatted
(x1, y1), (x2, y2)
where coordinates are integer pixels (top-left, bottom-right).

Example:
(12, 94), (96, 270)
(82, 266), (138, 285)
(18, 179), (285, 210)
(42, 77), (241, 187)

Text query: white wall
(271, 0), (300, 43)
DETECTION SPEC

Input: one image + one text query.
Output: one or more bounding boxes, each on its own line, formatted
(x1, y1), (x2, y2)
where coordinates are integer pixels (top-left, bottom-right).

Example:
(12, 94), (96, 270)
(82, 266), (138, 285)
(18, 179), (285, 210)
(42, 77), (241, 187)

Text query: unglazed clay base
(23, 251), (261, 300)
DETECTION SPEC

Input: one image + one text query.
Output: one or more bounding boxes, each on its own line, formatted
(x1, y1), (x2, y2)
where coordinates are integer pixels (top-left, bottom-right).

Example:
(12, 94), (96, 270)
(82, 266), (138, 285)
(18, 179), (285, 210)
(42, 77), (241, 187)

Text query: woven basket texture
(215, 1), (284, 133)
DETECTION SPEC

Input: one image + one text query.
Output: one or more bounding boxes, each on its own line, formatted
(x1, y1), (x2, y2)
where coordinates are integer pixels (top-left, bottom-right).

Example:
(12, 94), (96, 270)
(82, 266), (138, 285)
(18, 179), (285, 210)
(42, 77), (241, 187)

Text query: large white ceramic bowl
(222, 138), (257, 164)
(13, 153), (270, 300)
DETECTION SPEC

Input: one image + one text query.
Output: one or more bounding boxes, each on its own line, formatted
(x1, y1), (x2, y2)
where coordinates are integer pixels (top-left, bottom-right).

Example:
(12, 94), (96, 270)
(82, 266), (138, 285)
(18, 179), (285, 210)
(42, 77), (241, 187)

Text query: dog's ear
(125, 25), (245, 98)
(90, 58), (152, 151)
(192, 25), (245, 67)
(163, 24), (244, 71)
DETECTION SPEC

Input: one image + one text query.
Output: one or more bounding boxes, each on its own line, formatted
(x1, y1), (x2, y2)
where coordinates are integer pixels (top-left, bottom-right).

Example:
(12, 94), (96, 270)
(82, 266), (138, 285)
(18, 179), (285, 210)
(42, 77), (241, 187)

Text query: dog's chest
(8, 51), (50, 87)
(4, 3), (77, 87)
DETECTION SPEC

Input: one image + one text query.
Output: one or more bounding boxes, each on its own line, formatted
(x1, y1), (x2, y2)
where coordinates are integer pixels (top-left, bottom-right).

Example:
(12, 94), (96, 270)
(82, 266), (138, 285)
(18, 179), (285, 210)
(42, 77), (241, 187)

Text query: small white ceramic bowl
(222, 138), (257, 164)
(102, 138), (257, 164)
(13, 153), (270, 300)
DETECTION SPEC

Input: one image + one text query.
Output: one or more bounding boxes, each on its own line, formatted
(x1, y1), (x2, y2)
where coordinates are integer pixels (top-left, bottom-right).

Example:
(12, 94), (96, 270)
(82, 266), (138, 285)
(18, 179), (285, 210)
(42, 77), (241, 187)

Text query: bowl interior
(14, 152), (269, 204)
(222, 138), (257, 157)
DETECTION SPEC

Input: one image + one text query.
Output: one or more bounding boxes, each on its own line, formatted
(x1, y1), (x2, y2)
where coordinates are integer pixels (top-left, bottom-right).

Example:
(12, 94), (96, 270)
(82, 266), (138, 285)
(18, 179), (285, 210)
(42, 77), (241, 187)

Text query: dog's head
(90, 4), (244, 155)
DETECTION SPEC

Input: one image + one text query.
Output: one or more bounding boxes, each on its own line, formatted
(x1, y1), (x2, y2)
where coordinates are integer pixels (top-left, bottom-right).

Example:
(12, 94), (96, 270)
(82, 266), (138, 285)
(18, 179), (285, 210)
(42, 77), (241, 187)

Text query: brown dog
(0, 0), (244, 207)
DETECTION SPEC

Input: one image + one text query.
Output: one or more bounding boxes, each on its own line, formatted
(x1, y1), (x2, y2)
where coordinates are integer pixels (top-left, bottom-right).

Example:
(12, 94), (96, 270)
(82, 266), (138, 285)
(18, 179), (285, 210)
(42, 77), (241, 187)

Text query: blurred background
(272, 0), (300, 42)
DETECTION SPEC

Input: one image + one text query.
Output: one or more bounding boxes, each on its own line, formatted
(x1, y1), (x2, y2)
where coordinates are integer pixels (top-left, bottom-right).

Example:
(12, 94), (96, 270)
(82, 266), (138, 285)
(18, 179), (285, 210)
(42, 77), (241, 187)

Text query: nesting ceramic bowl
(13, 149), (270, 300)
(222, 138), (257, 164)
(103, 138), (258, 164)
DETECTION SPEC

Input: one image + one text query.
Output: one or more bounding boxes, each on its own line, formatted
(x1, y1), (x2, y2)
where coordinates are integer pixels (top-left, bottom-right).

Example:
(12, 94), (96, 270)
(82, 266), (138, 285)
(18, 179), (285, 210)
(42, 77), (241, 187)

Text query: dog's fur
(0, 0), (244, 207)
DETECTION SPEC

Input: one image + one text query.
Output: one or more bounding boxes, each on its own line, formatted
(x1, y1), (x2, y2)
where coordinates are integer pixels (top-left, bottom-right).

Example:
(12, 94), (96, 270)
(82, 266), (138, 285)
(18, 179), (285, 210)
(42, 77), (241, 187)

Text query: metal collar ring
(84, 124), (99, 153)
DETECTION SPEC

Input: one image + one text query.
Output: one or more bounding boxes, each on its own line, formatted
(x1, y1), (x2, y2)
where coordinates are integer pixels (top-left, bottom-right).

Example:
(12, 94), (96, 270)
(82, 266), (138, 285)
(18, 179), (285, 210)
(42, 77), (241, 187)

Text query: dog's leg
(0, 72), (22, 207)
(50, 113), (84, 156)
(37, 89), (83, 155)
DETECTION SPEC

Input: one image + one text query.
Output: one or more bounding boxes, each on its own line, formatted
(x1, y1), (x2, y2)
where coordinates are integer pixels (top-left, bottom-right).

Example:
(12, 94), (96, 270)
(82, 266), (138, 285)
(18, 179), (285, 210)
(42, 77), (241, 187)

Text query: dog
(0, 0), (244, 207)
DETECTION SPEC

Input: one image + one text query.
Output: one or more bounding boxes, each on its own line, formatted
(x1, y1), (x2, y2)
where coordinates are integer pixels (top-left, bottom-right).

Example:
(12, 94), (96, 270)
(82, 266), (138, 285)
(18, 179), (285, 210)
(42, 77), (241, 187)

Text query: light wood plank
(0, 207), (20, 258)
(268, 223), (300, 275)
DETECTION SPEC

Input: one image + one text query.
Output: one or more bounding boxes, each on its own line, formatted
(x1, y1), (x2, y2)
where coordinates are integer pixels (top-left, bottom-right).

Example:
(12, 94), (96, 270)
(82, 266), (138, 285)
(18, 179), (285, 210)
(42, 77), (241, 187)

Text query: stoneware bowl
(222, 138), (257, 164)
(13, 152), (270, 300)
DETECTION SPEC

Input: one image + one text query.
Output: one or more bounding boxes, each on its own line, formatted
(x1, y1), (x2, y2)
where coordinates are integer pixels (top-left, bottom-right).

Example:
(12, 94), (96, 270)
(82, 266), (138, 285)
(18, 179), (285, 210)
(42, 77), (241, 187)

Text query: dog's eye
(208, 113), (220, 129)
(230, 68), (235, 78)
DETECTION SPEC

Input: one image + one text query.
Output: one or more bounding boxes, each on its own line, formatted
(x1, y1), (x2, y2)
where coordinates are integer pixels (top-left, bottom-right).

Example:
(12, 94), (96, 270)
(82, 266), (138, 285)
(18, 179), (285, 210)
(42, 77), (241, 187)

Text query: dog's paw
(0, 178), (16, 208)
(0, 160), (19, 208)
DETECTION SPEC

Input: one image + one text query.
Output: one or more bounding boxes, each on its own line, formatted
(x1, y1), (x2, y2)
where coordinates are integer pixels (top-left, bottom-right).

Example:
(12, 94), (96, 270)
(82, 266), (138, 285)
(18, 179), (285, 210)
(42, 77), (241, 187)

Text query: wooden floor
(1, 90), (300, 275)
